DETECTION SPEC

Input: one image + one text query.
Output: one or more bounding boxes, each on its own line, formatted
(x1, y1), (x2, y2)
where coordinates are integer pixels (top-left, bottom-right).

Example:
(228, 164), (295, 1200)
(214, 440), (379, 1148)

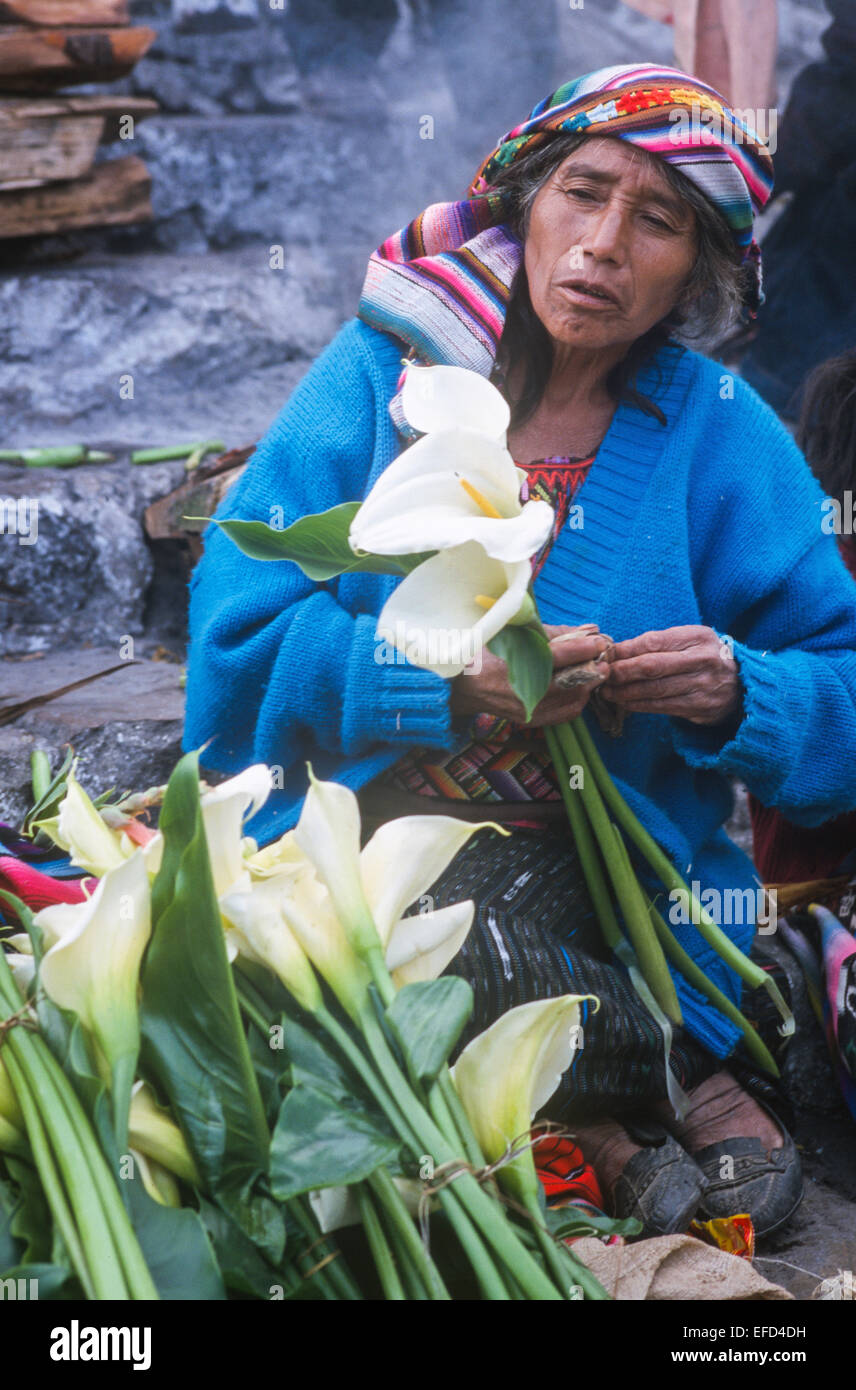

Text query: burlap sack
(574, 1234), (793, 1300)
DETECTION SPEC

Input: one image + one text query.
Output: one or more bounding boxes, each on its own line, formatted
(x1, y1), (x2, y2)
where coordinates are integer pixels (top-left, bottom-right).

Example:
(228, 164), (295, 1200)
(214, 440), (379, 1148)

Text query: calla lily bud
(130, 1148), (181, 1208)
(128, 1081), (200, 1187)
(38, 766), (128, 879)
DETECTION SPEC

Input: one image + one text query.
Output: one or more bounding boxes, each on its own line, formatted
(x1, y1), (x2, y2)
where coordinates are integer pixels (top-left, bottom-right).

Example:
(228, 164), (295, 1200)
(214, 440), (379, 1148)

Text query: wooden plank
(0, 24), (155, 87)
(0, 153), (151, 237)
(0, 96), (158, 184)
(0, 93), (158, 120)
(0, 0), (129, 25)
(0, 110), (103, 185)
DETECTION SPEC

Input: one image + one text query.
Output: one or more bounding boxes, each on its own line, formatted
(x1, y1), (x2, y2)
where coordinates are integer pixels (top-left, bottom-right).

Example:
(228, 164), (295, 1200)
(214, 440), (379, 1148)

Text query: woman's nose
(584, 203), (628, 265)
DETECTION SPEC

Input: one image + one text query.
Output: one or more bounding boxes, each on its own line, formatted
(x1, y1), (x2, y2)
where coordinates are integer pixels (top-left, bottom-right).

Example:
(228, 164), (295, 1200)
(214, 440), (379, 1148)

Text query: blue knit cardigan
(184, 316), (856, 1058)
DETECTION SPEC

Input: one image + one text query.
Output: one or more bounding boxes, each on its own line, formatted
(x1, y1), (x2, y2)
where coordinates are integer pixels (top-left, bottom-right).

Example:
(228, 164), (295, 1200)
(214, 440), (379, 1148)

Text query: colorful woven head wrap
(357, 63), (774, 434)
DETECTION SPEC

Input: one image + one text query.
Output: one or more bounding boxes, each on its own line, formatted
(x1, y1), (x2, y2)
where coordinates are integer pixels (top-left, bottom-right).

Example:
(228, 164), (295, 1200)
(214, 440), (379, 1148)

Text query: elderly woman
(185, 65), (856, 1238)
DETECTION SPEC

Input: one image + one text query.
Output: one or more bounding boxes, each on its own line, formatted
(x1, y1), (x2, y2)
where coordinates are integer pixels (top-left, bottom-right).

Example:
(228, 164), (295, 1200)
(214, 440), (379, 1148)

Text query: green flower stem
(424, 1083), (511, 1300)
(2, 1047), (96, 1298)
(34, 1041), (158, 1300)
(291, 1196), (363, 1301)
(521, 1192), (574, 1298)
(435, 1068), (485, 1170)
(381, 1211), (430, 1299)
(315, 1008), (452, 1300)
(234, 976), (274, 1039)
(357, 1003), (561, 1300)
(571, 716), (793, 1035)
(364, 945), (395, 1007)
(366, 1167), (450, 1302)
(0, 972), (131, 1298)
(110, 1052), (137, 1157)
(356, 1183), (405, 1300)
(648, 904), (779, 1076)
(556, 722), (682, 1023)
(544, 726), (622, 949)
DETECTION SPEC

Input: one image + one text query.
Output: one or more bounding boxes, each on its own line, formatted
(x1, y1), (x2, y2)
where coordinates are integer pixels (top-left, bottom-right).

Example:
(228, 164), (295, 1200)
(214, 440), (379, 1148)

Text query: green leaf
(123, 1173), (226, 1301)
(544, 1205), (642, 1241)
(210, 504), (428, 582)
(488, 625), (553, 721)
(386, 978), (473, 1081)
(270, 1088), (399, 1201)
(0, 1176), (20, 1269)
(141, 752), (270, 1207)
(198, 1197), (292, 1300)
(0, 1263), (77, 1299)
(1, 1158), (52, 1264)
(280, 1016), (357, 1105)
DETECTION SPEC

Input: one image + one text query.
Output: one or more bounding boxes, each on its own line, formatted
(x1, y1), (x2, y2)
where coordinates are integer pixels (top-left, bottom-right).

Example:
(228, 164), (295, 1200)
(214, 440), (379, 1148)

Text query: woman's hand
(601, 624), (742, 726)
(451, 623), (612, 726)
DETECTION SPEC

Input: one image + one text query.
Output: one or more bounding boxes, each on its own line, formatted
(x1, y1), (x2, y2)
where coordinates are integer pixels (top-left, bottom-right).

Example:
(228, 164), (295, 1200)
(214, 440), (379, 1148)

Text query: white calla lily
(293, 770), (380, 959)
(292, 778), (492, 992)
(197, 764), (272, 898)
(219, 870), (322, 1015)
(386, 901), (474, 987)
(350, 429), (553, 564)
(451, 996), (592, 1202)
(349, 362), (552, 563)
(400, 361), (510, 438)
(359, 812), (486, 946)
(376, 541), (532, 678)
(275, 868), (372, 1021)
(37, 852), (151, 1146)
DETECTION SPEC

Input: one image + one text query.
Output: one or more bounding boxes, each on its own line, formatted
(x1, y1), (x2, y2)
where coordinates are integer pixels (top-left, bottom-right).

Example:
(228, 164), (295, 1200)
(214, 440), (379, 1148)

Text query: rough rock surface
(0, 248), (340, 447)
(0, 650), (185, 825)
(0, 460), (186, 654)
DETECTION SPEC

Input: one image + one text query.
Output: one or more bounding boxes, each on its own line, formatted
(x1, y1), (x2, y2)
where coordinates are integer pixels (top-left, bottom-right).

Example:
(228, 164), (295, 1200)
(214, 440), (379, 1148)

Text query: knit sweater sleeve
(671, 382), (856, 827)
(183, 319), (454, 774)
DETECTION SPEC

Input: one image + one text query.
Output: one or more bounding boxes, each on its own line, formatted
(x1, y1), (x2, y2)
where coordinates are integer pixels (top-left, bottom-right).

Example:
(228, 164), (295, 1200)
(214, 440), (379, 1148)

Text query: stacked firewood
(0, 0), (158, 238)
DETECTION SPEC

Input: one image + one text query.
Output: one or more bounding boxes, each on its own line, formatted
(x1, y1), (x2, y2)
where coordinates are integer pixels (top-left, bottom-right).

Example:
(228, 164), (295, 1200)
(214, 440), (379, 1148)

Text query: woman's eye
(643, 214), (675, 231)
(566, 186), (598, 201)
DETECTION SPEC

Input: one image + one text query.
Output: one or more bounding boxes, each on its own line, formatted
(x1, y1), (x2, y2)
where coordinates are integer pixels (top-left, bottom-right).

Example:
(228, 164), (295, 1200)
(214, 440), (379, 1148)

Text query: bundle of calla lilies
(0, 755), (622, 1300)
(217, 361), (792, 1092)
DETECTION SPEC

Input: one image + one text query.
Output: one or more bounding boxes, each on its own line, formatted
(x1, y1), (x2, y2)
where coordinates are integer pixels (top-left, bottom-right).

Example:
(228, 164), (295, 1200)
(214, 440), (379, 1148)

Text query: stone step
(0, 648), (184, 825)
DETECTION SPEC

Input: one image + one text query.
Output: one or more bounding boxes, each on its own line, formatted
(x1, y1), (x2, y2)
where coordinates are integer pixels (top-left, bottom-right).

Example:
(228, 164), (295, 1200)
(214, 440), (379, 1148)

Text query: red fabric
(0, 857), (92, 920)
(533, 1132), (604, 1208)
(749, 535), (856, 883)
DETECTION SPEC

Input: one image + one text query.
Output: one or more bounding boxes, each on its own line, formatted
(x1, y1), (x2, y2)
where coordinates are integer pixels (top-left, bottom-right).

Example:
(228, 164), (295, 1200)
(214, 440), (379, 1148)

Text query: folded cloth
(0, 856), (92, 920)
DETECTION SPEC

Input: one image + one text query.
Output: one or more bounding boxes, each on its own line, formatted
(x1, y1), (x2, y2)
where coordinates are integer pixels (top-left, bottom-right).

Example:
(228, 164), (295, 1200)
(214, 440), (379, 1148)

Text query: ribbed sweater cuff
(670, 640), (790, 787)
(341, 614), (455, 754)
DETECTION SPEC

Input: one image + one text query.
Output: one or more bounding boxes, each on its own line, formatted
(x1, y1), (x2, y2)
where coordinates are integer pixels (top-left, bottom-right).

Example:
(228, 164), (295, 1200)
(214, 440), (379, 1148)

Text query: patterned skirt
(419, 825), (723, 1121)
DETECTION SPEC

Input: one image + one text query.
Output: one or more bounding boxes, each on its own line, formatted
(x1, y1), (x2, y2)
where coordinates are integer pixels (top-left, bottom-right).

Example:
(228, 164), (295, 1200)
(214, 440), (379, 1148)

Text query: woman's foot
(655, 1071), (803, 1237)
(573, 1116), (707, 1238)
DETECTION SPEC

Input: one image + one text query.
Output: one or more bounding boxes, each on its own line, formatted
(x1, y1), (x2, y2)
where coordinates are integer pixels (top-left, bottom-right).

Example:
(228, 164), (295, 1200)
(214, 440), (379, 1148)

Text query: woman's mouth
(557, 280), (619, 310)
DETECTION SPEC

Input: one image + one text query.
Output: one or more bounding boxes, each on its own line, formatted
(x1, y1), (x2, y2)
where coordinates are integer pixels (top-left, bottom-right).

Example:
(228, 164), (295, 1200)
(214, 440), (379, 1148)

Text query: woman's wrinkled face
(523, 136), (699, 353)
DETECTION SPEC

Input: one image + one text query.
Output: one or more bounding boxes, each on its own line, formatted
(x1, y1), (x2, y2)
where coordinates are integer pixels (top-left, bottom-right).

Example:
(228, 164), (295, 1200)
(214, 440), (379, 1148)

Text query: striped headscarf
(358, 63), (774, 434)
